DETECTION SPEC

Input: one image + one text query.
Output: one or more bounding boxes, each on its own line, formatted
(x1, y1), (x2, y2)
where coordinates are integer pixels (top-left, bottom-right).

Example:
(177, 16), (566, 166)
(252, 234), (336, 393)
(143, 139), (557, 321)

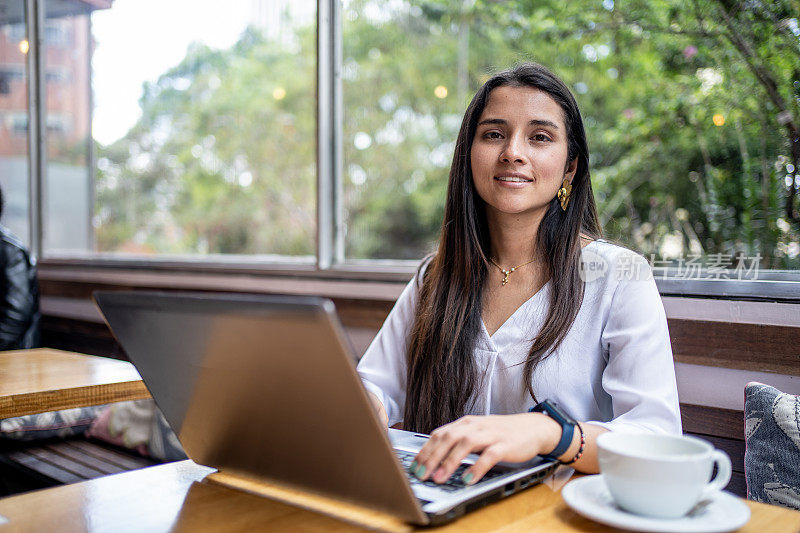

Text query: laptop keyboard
(395, 450), (505, 493)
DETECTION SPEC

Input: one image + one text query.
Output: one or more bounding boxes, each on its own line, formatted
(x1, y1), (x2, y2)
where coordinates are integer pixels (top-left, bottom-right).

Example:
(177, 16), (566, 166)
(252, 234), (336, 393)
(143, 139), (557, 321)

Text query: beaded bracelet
(561, 422), (585, 465)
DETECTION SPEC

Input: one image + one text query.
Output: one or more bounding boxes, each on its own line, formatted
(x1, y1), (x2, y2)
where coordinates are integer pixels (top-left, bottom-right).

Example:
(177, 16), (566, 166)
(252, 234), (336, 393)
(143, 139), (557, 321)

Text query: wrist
(529, 399), (577, 460)
(533, 413), (564, 456)
(560, 422), (585, 465)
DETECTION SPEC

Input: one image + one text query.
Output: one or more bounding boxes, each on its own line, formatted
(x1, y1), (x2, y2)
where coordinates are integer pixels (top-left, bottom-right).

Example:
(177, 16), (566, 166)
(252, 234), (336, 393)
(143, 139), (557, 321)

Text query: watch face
(536, 400), (577, 425)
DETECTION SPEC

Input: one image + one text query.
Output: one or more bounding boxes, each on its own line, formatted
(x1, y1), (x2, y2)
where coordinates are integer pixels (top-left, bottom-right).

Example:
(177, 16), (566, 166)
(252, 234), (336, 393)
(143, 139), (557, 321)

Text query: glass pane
(0, 1), (29, 246)
(342, 0), (456, 260)
(42, 1), (91, 252)
(43, 0), (317, 258)
(342, 1), (800, 273)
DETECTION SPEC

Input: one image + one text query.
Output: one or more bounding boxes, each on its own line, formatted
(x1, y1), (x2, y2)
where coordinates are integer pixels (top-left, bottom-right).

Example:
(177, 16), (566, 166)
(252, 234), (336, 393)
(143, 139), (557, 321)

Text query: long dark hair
(404, 63), (602, 433)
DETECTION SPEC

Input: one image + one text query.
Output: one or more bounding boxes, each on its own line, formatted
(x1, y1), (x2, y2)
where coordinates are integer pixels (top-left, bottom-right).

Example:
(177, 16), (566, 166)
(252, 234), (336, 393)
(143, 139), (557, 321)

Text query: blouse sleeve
(592, 255), (682, 434)
(356, 275), (421, 426)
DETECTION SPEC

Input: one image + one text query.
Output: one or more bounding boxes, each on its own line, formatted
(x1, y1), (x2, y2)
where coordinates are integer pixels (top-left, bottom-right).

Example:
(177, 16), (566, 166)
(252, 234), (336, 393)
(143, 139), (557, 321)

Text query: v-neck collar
(480, 278), (551, 350)
(478, 239), (602, 350)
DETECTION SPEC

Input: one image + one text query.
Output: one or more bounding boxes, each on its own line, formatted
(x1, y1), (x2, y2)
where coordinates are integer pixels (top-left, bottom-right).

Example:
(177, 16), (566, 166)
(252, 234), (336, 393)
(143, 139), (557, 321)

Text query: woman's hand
(410, 413), (576, 485)
(366, 391), (389, 427)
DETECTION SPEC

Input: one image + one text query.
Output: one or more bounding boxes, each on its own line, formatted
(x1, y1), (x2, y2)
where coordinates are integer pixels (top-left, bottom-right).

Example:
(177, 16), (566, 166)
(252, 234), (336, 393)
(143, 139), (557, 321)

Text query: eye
(482, 130), (503, 140)
(531, 133), (552, 142)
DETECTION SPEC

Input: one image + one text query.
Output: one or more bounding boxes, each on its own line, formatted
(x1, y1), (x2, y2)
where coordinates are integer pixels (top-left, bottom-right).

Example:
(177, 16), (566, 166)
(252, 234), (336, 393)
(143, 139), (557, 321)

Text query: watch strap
(529, 399), (576, 461)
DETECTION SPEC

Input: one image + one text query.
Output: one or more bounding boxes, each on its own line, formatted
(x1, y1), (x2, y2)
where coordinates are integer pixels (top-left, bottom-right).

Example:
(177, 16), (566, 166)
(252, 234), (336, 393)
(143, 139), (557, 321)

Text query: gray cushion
(744, 382), (800, 510)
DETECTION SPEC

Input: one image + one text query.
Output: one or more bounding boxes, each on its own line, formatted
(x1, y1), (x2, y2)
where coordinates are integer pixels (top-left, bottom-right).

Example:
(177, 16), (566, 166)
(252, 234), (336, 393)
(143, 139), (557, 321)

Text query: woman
(357, 63), (680, 486)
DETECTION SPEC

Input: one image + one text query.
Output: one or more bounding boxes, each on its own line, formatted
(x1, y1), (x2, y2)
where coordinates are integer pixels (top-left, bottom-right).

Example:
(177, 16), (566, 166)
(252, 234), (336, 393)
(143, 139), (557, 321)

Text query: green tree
(341, 0), (800, 266)
(95, 0), (800, 269)
(96, 27), (316, 255)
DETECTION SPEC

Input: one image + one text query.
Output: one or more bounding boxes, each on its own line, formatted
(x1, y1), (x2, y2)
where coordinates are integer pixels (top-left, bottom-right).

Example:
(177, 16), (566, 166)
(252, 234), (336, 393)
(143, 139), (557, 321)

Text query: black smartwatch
(529, 399), (577, 461)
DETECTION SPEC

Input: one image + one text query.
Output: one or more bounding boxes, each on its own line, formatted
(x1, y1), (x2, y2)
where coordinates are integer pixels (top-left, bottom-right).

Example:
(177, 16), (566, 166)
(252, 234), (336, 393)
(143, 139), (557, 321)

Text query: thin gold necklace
(489, 257), (536, 286)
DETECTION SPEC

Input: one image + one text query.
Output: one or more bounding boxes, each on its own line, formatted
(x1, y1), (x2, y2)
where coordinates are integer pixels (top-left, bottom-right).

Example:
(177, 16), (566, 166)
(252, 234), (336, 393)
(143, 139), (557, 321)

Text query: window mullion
(317, 0), (343, 269)
(25, 0), (45, 260)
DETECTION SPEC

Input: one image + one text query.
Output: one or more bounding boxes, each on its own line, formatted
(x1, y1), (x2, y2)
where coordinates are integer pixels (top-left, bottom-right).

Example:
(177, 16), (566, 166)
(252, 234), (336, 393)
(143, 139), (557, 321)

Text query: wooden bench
(0, 437), (159, 496)
(681, 403), (745, 497)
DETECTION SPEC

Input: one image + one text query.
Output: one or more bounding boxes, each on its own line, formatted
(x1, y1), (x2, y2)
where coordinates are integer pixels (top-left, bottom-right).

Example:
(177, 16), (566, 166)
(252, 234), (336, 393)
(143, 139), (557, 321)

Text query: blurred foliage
(95, 0), (800, 269)
(95, 27), (317, 255)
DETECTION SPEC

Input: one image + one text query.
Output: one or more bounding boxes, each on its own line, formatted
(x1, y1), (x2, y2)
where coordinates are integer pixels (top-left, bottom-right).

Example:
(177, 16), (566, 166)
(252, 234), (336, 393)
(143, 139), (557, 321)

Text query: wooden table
(0, 348), (150, 418)
(0, 460), (797, 532)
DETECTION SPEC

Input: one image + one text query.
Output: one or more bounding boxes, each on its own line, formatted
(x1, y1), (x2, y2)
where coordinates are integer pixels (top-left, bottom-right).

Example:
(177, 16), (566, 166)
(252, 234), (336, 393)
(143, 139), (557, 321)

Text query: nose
(499, 134), (525, 164)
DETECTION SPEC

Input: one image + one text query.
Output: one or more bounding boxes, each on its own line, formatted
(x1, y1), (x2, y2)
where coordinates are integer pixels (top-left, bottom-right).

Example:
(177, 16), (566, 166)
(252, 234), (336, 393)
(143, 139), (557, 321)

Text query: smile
(494, 176), (533, 183)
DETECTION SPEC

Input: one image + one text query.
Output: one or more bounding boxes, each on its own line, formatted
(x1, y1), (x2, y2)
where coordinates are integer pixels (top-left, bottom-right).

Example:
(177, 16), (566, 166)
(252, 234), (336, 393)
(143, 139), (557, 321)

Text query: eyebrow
(477, 118), (560, 130)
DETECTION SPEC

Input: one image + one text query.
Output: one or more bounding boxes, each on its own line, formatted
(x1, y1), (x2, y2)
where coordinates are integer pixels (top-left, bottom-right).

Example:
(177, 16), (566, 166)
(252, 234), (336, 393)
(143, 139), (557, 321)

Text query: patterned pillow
(744, 382), (800, 510)
(86, 400), (152, 456)
(0, 406), (105, 440)
(86, 399), (187, 462)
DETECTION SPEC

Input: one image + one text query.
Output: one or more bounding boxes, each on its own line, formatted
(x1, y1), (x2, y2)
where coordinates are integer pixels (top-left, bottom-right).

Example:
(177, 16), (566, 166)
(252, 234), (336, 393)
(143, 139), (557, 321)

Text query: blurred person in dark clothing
(0, 185), (39, 350)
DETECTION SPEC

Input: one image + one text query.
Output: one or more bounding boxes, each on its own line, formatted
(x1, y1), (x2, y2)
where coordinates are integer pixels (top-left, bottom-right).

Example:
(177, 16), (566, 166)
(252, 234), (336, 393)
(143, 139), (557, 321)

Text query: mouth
(494, 173), (533, 183)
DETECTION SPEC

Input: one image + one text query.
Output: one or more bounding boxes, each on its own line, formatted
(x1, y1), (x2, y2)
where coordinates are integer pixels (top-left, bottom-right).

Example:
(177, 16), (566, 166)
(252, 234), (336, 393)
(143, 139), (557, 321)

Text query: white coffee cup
(596, 432), (732, 519)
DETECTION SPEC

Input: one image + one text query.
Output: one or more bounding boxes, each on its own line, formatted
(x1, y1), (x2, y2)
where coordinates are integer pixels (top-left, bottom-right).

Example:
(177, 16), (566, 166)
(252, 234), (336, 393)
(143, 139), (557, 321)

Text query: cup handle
(701, 450), (732, 498)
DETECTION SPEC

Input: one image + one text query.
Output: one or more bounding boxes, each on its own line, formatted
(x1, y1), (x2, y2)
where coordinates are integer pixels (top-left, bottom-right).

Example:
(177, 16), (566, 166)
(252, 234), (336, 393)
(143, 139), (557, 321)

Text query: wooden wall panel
(669, 319), (800, 376)
(680, 403), (743, 440)
(332, 299), (394, 330)
(680, 404), (747, 498)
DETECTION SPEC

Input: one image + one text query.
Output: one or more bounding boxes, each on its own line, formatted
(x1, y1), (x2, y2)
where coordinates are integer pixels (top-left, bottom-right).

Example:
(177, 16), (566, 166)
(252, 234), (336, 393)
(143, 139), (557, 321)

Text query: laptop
(93, 291), (557, 525)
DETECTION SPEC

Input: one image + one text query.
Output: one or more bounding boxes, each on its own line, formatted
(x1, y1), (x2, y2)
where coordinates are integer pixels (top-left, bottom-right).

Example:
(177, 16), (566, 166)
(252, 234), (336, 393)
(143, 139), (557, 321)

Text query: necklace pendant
(491, 258), (534, 287)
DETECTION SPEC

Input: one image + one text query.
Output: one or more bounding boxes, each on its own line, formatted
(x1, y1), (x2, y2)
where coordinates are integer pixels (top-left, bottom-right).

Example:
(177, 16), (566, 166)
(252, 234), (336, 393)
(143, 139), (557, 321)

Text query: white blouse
(357, 240), (682, 434)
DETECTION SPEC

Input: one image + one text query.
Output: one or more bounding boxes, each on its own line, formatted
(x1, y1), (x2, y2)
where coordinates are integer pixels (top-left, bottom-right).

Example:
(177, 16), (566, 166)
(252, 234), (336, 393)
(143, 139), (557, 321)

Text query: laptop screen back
(94, 291), (424, 523)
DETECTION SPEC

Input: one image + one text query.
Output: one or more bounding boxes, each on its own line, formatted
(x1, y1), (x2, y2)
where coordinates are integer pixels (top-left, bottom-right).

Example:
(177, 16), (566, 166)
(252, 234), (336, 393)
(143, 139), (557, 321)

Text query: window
(11, 0), (800, 290)
(44, 0), (318, 257)
(42, 0), (91, 252)
(10, 113), (27, 134)
(339, 0), (800, 276)
(43, 21), (70, 47)
(0, 2), (29, 246)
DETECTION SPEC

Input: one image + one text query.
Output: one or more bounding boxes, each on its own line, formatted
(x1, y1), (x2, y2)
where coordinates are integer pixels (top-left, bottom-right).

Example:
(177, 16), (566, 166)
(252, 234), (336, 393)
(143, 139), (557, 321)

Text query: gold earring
(557, 179), (572, 211)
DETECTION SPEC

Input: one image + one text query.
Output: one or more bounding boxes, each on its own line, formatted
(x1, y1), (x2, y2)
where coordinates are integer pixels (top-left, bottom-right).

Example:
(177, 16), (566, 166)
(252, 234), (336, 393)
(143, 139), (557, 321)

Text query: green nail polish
(416, 465), (426, 478)
(462, 472), (474, 484)
(410, 461), (418, 471)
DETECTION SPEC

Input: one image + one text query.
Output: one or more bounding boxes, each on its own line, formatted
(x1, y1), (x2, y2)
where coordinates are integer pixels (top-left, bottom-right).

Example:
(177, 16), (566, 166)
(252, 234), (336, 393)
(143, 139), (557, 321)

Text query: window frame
(20, 0), (800, 303)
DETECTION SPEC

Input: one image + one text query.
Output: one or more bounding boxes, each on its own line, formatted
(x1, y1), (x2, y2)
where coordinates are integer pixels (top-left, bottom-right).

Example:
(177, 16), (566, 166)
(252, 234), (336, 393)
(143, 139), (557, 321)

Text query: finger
(413, 416), (482, 480)
(413, 426), (462, 481)
(461, 444), (504, 485)
(431, 437), (485, 484)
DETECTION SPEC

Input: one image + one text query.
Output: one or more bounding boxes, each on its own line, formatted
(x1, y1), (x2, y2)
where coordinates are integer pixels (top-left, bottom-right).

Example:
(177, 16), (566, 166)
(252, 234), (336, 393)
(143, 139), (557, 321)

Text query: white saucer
(562, 475), (751, 533)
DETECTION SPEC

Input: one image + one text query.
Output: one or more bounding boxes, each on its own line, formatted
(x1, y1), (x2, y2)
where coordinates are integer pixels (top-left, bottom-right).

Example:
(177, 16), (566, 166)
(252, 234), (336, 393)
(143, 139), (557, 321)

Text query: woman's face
(470, 85), (576, 221)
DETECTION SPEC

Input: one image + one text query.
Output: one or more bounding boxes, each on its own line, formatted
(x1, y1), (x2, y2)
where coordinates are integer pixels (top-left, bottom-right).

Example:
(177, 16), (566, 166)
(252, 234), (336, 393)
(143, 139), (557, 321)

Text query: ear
(564, 157), (578, 184)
